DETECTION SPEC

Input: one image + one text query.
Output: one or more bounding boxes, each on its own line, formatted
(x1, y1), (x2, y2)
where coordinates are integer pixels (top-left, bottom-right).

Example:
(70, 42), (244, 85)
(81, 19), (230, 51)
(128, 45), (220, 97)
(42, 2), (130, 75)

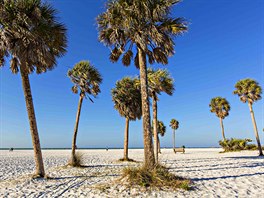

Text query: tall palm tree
(233, 78), (263, 156)
(209, 97), (230, 140)
(170, 119), (179, 153)
(112, 77), (142, 160)
(97, 0), (187, 169)
(157, 120), (166, 154)
(68, 61), (102, 166)
(148, 68), (174, 162)
(0, 0), (67, 177)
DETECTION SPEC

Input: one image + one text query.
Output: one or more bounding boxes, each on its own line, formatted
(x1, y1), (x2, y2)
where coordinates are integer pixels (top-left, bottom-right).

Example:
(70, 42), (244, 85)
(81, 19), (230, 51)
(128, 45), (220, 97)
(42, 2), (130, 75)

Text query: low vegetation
(219, 138), (258, 152)
(121, 164), (191, 191)
(68, 152), (84, 167)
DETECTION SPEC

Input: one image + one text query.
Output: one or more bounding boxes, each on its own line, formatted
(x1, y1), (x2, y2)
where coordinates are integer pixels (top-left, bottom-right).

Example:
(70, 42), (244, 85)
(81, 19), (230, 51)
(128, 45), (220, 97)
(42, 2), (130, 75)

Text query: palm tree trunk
(20, 65), (45, 177)
(219, 118), (226, 140)
(158, 135), (161, 154)
(138, 46), (155, 169)
(248, 103), (263, 156)
(173, 129), (176, 153)
(71, 95), (84, 163)
(152, 95), (158, 162)
(123, 117), (129, 160)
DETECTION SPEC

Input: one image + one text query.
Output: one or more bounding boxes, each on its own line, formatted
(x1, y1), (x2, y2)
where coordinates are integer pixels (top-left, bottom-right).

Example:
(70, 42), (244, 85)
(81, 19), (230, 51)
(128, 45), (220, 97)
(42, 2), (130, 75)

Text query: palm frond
(147, 68), (174, 96)
(122, 50), (133, 66)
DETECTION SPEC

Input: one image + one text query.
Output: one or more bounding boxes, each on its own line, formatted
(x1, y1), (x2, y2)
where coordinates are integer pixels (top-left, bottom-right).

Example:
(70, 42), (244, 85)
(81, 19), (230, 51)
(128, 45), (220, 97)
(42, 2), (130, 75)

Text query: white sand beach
(0, 148), (263, 197)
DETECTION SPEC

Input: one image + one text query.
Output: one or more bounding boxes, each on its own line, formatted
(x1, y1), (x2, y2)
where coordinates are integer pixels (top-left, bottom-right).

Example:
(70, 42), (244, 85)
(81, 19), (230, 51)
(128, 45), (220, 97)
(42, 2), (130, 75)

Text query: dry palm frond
(122, 50), (133, 66)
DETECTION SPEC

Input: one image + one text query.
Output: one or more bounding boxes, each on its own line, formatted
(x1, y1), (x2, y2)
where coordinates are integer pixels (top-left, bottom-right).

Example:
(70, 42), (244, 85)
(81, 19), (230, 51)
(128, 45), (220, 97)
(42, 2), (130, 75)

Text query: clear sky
(0, 0), (263, 148)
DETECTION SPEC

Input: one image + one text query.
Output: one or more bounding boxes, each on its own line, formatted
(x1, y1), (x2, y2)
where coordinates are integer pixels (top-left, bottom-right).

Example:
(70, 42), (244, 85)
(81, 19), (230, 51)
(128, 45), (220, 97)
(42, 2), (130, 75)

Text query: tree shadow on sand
(169, 162), (264, 173)
(192, 172), (264, 181)
(62, 164), (125, 169)
(225, 156), (264, 160)
(79, 164), (126, 168)
(48, 173), (120, 180)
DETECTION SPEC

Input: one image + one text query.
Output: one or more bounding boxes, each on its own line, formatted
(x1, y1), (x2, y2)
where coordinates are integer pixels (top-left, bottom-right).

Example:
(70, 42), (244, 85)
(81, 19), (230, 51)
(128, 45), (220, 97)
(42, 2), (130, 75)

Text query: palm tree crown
(147, 68), (174, 97)
(111, 77), (142, 120)
(97, 0), (187, 67)
(209, 97), (230, 119)
(170, 119), (179, 130)
(0, 0), (67, 73)
(157, 120), (166, 137)
(68, 61), (102, 100)
(233, 78), (262, 104)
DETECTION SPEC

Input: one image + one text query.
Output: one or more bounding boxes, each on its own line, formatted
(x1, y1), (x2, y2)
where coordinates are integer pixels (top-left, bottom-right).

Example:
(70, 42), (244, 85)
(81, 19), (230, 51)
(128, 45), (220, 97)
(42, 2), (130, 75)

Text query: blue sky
(0, 0), (263, 148)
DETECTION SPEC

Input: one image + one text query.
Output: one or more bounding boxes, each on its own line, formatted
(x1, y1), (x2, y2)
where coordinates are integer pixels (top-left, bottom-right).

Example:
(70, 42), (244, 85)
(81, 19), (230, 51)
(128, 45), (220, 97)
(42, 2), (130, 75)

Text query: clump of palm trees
(68, 61), (102, 166)
(97, 0), (187, 169)
(112, 69), (177, 162)
(0, 0), (67, 177)
(210, 78), (263, 156)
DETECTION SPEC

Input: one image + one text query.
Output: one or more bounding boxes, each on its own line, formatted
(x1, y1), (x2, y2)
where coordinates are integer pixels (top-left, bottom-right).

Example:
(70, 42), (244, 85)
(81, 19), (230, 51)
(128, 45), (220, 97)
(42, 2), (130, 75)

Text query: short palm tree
(157, 120), (166, 154)
(97, 0), (187, 169)
(0, 0), (67, 177)
(148, 68), (174, 161)
(170, 119), (179, 153)
(233, 78), (263, 156)
(112, 77), (142, 160)
(209, 97), (230, 140)
(68, 61), (102, 166)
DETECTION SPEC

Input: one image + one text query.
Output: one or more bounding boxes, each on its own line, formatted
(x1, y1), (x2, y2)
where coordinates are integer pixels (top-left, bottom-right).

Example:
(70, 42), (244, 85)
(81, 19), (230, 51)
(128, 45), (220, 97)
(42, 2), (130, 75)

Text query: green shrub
(219, 138), (258, 152)
(245, 144), (257, 150)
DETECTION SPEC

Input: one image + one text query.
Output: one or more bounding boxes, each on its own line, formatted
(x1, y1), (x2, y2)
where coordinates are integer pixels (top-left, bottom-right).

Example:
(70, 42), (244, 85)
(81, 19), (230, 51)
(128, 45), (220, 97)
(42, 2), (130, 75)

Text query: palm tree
(68, 61), (102, 166)
(209, 97), (230, 140)
(157, 120), (166, 154)
(170, 119), (179, 153)
(233, 78), (263, 156)
(148, 68), (174, 162)
(0, 0), (67, 177)
(97, 0), (187, 169)
(111, 77), (142, 160)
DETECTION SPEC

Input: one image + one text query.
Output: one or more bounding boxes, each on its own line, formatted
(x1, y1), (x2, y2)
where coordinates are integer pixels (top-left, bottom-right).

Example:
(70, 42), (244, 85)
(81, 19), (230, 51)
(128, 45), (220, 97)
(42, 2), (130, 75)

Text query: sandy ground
(0, 148), (263, 197)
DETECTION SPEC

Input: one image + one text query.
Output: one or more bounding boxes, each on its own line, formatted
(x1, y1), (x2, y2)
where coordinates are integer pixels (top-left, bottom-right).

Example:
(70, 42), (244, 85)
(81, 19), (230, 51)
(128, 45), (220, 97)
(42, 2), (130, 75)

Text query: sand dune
(0, 148), (263, 197)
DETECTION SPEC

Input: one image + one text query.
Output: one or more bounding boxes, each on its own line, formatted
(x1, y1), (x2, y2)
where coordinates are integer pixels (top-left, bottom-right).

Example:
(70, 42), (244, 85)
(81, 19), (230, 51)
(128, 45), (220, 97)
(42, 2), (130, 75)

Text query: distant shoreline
(0, 147), (221, 150)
